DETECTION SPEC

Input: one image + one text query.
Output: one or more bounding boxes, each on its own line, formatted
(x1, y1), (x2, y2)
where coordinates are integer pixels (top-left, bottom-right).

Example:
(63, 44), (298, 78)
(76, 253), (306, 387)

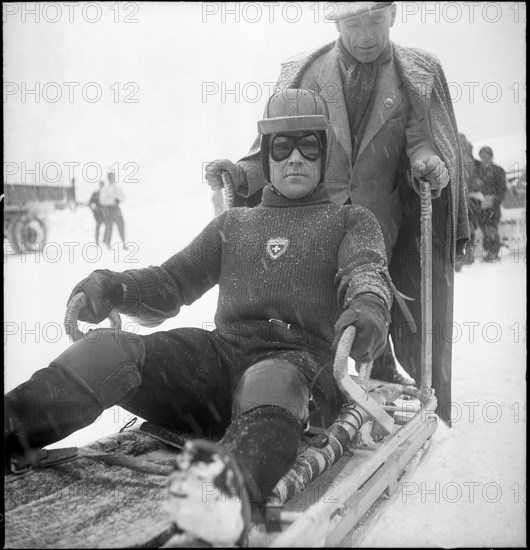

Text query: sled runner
(4, 180), (438, 548)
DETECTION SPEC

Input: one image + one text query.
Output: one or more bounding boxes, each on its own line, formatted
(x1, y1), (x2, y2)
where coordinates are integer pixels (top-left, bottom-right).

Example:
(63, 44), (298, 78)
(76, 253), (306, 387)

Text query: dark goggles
(270, 133), (323, 162)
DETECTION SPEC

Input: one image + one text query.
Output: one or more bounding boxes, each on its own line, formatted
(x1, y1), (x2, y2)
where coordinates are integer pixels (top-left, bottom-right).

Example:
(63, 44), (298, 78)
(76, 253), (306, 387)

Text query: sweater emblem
(266, 237), (290, 260)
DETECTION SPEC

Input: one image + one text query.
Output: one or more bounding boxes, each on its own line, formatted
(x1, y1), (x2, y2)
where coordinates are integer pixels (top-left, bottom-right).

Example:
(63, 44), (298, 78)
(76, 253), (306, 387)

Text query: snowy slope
(4, 194), (526, 547)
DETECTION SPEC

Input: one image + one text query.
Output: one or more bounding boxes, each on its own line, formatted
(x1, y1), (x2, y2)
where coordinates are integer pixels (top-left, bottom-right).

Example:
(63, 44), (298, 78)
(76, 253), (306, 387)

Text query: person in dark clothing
(455, 134), (482, 270)
(477, 146), (507, 261)
(4, 90), (394, 546)
(88, 181), (105, 244)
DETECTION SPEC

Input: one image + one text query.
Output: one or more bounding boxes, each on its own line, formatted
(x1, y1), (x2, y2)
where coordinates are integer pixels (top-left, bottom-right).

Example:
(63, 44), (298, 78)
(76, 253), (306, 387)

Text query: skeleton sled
(4, 183), (438, 548)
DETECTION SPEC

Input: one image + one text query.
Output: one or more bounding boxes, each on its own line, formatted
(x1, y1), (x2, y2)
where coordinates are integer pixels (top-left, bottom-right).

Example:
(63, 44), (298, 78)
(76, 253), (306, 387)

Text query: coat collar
(316, 43), (352, 164)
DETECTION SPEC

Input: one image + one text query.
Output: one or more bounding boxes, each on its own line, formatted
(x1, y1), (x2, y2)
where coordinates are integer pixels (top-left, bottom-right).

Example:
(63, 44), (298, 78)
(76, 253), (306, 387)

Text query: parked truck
(3, 180), (76, 253)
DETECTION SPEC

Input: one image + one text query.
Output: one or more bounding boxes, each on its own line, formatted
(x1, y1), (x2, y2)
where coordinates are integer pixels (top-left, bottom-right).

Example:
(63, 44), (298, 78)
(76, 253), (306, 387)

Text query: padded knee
(232, 359), (310, 423)
(51, 328), (145, 409)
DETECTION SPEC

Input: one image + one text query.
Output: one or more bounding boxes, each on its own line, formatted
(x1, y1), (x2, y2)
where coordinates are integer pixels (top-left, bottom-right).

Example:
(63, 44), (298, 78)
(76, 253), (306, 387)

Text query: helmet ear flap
(319, 131), (327, 184)
(260, 135), (271, 183)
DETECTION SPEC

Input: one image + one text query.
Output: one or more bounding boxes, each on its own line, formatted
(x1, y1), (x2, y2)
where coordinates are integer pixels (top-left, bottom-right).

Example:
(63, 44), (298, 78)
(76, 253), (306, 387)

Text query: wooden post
(419, 179), (433, 403)
(221, 171), (235, 210)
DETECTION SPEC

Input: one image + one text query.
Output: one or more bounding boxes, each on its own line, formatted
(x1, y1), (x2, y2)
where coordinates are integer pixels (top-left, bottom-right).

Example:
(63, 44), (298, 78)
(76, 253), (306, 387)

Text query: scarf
(337, 38), (393, 162)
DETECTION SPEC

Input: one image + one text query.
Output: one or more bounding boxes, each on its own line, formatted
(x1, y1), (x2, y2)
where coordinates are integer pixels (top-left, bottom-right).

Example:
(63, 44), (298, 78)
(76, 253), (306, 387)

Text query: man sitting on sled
(5, 89), (394, 546)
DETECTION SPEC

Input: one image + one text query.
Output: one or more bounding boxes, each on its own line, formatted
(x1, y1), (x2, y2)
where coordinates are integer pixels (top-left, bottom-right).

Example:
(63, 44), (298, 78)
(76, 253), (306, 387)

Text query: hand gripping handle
(333, 326), (394, 435)
(64, 292), (122, 342)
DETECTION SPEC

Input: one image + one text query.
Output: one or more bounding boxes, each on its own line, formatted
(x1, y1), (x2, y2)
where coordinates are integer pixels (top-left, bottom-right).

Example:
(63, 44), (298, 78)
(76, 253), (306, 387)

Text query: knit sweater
(116, 185), (392, 345)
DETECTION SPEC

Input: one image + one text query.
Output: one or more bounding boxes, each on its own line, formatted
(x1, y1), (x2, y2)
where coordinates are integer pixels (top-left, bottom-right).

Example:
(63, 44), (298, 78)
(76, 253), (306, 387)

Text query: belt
(215, 321), (330, 353)
(268, 318), (292, 330)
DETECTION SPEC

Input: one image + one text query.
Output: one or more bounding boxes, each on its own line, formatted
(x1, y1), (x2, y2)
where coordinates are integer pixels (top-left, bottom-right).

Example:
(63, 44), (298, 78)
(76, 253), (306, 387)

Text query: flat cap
(326, 2), (394, 20)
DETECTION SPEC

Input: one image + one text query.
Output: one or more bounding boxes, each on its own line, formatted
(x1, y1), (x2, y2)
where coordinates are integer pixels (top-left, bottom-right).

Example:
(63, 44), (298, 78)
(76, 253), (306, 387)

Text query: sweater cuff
(114, 272), (140, 313)
(352, 291), (388, 308)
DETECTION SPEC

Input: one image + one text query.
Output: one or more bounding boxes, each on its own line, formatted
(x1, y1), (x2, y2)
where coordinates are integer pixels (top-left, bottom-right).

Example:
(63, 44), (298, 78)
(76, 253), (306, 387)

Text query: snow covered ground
(4, 194), (526, 547)
(363, 236), (527, 548)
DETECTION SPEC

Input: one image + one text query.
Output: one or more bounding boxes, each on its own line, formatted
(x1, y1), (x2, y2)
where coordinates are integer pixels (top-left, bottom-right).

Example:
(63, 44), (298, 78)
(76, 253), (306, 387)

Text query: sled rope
(357, 361), (373, 386)
(267, 402), (363, 508)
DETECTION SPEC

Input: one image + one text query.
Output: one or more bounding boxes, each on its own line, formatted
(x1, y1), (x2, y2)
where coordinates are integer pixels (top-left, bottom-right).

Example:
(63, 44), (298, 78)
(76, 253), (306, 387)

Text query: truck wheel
(12, 214), (47, 253)
(5, 216), (20, 254)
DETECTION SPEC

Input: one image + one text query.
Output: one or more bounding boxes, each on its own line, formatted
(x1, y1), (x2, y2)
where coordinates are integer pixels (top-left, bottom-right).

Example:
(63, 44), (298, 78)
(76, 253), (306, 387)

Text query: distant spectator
(88, 181), (105, 244)
(455, 134), (482, 270)
(477, 146), (507, 261)
(100, 171), (127, 249)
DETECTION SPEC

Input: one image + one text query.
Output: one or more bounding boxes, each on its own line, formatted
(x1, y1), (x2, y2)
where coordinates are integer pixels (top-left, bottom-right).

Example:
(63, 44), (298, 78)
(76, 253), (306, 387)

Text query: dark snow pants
(477, 205), (502, 260)
(91, 208), (104, 244)
(6, 323), (344, 506)
(101, 205), (125, 247)
(124, 323), (344, 504)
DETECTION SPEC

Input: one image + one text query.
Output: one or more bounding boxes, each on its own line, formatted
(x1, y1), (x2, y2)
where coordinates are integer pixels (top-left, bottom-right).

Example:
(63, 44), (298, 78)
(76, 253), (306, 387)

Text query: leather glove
(67, 269), (124, 323)
(332, 294), (390, 363)
(412, 155), (449, 199)
(204, 159), (246, 191)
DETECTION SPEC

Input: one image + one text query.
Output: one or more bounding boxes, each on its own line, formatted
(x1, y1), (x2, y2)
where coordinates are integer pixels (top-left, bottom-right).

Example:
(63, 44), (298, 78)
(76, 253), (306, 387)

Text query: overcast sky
(4, 2), (526, 204)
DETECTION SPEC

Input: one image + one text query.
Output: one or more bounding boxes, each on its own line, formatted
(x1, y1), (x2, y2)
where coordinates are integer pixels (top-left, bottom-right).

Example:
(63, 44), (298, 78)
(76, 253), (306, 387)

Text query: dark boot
(4, 329), (145, 464)
(371, 338), (415, 386)
(222, 404), (302, 505)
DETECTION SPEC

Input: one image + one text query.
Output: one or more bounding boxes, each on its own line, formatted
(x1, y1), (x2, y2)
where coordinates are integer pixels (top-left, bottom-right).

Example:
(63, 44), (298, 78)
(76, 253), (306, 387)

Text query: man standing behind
(100, 171), (127, 250)
(204, 2), (469, 425)
(477, 146), (507, 261)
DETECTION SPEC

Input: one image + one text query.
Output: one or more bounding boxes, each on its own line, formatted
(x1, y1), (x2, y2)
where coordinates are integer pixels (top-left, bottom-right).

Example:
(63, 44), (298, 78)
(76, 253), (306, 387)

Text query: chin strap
(269, 183), (284, 197)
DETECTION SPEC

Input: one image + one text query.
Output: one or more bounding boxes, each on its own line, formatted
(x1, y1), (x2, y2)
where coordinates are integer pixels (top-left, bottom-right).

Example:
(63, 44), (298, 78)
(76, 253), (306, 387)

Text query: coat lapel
(316, 47), (352, 165)
(357, 58), (403, 158)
